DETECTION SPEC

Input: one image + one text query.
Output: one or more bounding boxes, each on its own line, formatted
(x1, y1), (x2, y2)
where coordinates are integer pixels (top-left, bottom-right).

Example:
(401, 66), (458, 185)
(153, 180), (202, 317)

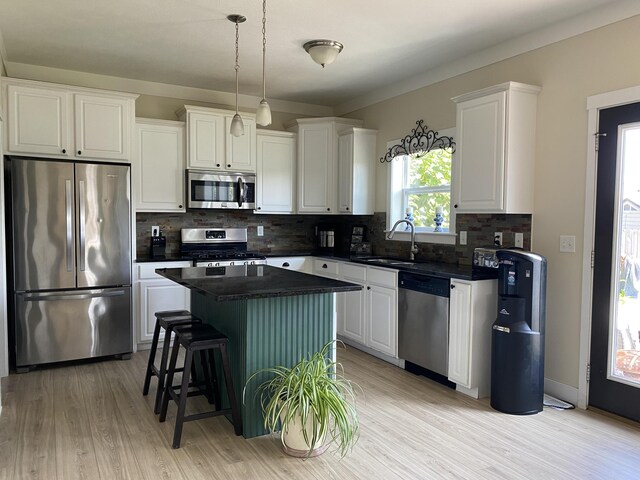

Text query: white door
(138, 280), (190, 343)
(256, 132), (295, 213)
(7, 85), (69, 156)
(74, 94), (130, 160)
(187, 111), (225, 170)
(453, 91), (506, 212)
(226, 116), (256, 172)
(447, 279), (472, 387)
(367, 284), (397, 356)
(337, 132), (354, 213)
(134, 121), (185, 212)
(297, 123), (334, 213)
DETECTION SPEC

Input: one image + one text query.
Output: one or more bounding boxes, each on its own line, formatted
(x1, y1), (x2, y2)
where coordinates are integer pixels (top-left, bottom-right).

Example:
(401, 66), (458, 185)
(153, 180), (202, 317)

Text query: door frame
(579, 84), (640, 409)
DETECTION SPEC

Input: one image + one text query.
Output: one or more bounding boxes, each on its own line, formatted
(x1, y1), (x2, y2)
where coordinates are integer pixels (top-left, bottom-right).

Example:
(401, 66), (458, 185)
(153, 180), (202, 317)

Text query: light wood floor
(0, 346), (639, 480)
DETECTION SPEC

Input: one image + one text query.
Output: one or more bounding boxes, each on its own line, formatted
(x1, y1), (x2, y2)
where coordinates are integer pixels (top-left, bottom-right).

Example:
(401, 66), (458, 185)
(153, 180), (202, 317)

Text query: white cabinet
(3, 79), (136, 161)
(266, 256), (311, 274)
(447, 278), (497, 399)
(133, 119), (185, 212)
(6, 85), (68, 156)
(136, 262), (191, 346)
(256, 130), (296, 214)
(287, 117), (369, 215)
(338, 128), (377, 214)
(318, 259), (398, 359)
(451, 82), (540, 213)
(180, 105), (256, 173)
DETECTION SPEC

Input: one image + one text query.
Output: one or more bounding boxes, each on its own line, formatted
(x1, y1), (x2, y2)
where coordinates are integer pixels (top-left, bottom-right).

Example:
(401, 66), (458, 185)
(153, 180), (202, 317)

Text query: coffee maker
(490, 249), (547, 415)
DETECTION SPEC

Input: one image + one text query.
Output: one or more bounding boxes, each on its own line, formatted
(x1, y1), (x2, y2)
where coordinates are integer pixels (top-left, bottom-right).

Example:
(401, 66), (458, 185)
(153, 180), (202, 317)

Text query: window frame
(386, 127), (457, 245)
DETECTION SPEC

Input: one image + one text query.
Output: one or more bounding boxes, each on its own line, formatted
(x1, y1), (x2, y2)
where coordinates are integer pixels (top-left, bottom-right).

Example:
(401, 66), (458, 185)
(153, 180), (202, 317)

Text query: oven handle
(237, 177), (245, 207)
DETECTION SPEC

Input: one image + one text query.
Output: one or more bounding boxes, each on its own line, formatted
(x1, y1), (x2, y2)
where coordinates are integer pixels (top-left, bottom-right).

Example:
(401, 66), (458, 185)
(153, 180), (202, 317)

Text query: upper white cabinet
(134, 119), (185, 212)
(180, 105), (256, 173)
(451, 82), (540, 213)
(3, 79), (136, 161)
(338, 127), (377, 215)
(256, 130), (296, 214)
(287, 117), (374, 215)
(447, 278), (497, 399)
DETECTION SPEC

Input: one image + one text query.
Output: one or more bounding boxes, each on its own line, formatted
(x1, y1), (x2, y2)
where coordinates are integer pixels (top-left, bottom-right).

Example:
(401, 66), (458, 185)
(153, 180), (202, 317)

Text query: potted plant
(245, 341), (360, 458)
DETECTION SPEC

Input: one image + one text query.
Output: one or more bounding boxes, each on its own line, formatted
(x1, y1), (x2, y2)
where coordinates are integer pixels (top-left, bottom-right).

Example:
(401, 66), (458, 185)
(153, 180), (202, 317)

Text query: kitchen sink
(358, 258), (416, 266)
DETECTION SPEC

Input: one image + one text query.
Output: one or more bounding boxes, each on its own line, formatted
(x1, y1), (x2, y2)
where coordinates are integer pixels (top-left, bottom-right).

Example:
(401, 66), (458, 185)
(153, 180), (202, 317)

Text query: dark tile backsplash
(136, 211), (531, 265)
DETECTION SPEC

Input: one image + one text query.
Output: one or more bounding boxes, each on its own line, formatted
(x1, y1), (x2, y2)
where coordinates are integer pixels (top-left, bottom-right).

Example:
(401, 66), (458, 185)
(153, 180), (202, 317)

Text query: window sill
(385, 230), (457, 246)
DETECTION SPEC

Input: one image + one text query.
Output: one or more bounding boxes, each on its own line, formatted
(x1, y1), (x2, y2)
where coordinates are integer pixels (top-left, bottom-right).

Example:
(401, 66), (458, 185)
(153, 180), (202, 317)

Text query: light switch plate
(514, 233), (524, 248)
(459, 231), (467, 245)
(560, 235), (576, 253)
(494, 232), (503, 246)
(257, 225), (264, 237)
(151, 225), (160, 237)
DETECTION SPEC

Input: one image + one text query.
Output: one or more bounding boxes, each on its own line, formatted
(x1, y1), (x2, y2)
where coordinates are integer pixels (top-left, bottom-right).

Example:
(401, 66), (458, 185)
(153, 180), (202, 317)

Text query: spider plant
(244, 341), (360, 457)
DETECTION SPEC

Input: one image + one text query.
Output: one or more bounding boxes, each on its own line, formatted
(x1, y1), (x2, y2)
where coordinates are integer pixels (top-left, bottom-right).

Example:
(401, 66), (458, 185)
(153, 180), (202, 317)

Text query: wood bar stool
(143, 310), (202, 414)
(159, 323), (243, 448)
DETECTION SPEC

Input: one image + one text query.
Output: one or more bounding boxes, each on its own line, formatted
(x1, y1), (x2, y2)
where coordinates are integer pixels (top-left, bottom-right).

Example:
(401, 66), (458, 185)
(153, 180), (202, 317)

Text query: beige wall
(346, 14), (640, 389)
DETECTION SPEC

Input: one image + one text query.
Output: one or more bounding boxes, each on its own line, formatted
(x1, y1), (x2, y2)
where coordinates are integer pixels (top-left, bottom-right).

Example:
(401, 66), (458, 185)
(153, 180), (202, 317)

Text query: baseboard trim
(544, 377), (579, 407)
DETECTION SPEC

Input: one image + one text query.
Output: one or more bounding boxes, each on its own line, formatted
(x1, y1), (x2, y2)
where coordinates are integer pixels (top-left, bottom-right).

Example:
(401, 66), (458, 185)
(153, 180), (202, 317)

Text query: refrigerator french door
(9, 157), (132, 368)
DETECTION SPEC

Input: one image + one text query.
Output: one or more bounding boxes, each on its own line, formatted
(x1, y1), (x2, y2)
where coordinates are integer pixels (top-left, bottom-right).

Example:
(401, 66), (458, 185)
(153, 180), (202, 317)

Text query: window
(402, 147), (452, 231)
(387, 127), (456, 244)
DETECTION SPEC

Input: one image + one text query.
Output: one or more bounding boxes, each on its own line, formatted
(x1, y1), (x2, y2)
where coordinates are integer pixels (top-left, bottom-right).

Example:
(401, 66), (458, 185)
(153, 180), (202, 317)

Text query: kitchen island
(156, 265), (362, 438)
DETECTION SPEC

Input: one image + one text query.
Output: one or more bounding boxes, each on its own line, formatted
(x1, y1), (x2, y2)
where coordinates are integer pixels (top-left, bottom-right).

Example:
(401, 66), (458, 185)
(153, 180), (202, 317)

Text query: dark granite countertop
(156, 265), (363, 301)
(136, 254), (191, 263)
(349, 257), (497, 281)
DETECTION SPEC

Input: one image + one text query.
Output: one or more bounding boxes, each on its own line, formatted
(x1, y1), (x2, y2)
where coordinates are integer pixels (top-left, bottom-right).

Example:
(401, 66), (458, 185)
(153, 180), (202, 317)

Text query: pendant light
(255, 0), (272, 126)
(228, 14), (246, 137)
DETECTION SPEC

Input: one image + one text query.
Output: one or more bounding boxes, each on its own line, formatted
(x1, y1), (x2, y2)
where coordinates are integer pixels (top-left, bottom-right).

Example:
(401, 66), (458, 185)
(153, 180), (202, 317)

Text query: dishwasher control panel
(398, 271), (450, 297)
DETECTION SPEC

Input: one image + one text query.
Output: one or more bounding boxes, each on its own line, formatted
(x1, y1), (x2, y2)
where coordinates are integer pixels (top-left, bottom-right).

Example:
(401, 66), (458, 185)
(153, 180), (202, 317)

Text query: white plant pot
(280, 407), (329, 457)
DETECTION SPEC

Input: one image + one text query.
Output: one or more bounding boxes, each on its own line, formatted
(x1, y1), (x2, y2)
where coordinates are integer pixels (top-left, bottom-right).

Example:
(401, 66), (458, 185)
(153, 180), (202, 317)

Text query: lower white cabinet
(266, 256), (311, 274)
(447, 278), (497, 398)
(315, 260), (398, 359)
(136, 261), (191, 346)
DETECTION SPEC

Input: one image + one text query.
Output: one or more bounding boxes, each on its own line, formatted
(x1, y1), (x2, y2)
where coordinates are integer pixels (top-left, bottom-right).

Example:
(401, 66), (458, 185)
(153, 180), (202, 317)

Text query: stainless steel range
(180, 227), (267, 267)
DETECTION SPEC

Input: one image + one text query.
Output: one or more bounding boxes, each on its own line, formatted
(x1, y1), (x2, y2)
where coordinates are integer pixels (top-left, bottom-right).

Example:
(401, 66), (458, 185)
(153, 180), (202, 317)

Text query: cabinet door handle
(216, 163), (221, 167)
(346, 207), (350, 211)
(367, 286), (371, 290)
(326, 207), (330, 212)
(282, 262), (290, 267)
(62, 148), (66, 154)
(227, 164), (231, 168)
(453, 204), (458, 208)
(179, 204), (183, 209)
(256, 206), (262, 210)
(322, 264), (328, 269)
(77, 150), (82, 155)
(450, 284), (456, 289)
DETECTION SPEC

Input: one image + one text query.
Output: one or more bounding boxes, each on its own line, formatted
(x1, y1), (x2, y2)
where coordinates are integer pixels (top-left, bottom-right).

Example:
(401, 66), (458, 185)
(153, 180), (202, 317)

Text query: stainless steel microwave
(187, 171), (256, 209)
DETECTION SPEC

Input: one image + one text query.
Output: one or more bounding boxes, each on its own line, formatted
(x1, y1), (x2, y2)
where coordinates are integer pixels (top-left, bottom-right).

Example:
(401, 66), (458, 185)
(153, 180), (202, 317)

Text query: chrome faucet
(387, 219), (419, 260)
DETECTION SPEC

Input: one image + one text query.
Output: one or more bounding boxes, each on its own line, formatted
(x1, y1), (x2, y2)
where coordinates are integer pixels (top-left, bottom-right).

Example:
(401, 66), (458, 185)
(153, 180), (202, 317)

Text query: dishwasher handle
(398, 272), (450, 297)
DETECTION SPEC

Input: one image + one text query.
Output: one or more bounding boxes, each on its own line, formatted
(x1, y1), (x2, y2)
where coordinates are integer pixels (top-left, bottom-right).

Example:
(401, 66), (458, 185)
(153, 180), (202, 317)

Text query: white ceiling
(0, 0), (636, 111)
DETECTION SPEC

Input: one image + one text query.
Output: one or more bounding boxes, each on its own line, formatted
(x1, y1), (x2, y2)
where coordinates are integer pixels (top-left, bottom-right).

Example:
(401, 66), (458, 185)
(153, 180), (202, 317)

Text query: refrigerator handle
(65, 179), (73, 272)
(21, 289), (126, 302)
(79, 180), (86, 271)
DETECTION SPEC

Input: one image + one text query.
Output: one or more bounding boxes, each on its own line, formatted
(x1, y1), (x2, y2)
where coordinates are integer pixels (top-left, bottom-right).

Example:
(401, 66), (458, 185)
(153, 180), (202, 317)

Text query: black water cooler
(490, 250), (547, 415)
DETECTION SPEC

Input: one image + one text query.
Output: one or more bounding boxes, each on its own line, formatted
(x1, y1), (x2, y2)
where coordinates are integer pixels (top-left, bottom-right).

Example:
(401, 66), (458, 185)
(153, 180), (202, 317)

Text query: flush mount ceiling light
(303, 40), (343, 68)
(255, 0), (272, 126)
(228, 14), (246, 137)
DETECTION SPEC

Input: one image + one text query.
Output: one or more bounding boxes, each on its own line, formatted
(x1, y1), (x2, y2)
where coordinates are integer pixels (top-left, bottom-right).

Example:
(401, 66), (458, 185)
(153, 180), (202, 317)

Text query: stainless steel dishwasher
(398, 271), (450, 377)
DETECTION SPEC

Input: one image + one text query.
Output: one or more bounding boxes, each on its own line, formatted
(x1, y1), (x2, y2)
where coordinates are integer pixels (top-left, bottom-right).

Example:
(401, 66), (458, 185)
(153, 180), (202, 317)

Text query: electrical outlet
(560, 235), (576, 253)
(459, 231), (467, 245)
(257, 225), (264, 237)
(514, 232), (524, 248)
(151, 225), (160, 237)
(494, 232), (503, 246)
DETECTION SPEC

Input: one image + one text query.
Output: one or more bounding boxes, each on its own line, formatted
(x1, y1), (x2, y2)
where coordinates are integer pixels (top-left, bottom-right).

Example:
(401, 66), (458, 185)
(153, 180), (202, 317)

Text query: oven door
(187, 171), (255, 209)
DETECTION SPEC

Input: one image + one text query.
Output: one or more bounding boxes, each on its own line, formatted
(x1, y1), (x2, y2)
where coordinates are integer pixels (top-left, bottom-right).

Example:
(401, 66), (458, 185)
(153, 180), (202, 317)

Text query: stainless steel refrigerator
(7, 156), (132, 369)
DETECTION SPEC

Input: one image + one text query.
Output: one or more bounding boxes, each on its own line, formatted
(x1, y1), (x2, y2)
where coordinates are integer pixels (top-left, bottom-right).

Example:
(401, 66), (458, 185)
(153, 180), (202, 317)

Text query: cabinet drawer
(341, 263), (366, 282)
(313, 259), (340, 277)
(367, 266), (397, 288)
(137, 261), (192, 280)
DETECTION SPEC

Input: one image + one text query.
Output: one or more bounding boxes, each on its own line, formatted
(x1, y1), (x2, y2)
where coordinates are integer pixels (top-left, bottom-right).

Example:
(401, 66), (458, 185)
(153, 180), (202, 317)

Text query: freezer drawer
(15, 287), (132, 367)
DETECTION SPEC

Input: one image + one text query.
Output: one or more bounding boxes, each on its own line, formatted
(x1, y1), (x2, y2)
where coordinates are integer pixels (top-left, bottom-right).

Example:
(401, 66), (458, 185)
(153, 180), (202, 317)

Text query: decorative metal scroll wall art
(380, 119), (455, 163)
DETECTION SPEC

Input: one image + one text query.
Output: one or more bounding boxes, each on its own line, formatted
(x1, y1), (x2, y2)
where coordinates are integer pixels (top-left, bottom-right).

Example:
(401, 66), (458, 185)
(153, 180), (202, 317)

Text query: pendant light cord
(235, 20), (240, 114)
(262, 0), (267, 100)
